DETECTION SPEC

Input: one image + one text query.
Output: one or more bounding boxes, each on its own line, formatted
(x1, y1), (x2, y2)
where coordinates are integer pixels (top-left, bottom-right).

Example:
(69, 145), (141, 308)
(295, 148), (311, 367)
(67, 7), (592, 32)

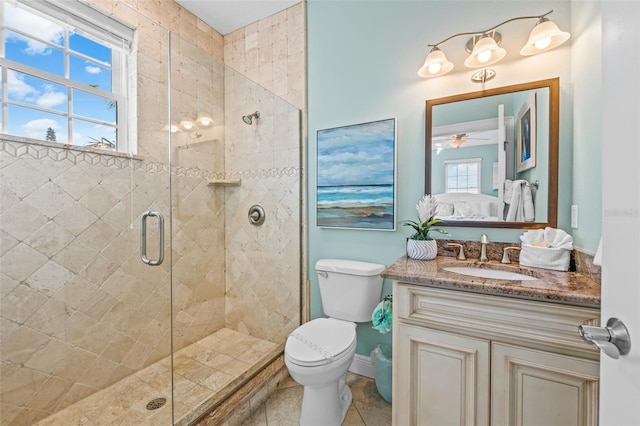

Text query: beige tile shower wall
(221, 1), (305, 342)
(0, 141), (172, 425)
(224, 3), (306, 111)
(223, 68), (301, 343)
(168, 18), (227, 351)
(0, 1), (227, 424)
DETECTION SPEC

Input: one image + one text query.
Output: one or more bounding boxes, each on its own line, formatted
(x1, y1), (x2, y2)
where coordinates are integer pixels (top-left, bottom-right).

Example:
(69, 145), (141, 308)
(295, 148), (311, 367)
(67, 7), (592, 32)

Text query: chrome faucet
(447, 242), (466, 260)
(479, 234), (489, 262)
(501, 246), (521, 264)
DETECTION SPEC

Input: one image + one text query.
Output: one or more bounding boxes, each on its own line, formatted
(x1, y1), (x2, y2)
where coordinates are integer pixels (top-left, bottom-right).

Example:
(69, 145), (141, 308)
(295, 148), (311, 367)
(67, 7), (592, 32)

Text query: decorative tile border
(227, 166), (300, 180)
(1, 137), (300, 181)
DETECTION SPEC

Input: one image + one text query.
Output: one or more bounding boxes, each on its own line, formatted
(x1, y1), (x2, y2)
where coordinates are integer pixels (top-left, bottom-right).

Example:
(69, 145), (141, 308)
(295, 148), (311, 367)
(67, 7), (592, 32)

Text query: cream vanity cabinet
(392, 282), (600, 426)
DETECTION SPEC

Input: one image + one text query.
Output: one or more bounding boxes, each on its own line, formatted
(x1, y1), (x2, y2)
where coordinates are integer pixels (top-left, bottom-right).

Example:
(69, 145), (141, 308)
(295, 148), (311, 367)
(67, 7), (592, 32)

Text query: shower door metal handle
(140, 211), (164, 266)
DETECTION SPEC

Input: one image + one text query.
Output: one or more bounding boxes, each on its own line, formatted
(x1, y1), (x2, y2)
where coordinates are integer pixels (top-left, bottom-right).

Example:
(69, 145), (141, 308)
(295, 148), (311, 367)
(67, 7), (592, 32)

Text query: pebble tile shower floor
(34, 328), (278, 425)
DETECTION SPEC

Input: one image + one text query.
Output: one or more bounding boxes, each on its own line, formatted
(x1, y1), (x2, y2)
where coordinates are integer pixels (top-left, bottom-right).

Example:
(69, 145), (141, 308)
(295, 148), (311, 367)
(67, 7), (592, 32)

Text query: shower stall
(0, 12), (301, 426)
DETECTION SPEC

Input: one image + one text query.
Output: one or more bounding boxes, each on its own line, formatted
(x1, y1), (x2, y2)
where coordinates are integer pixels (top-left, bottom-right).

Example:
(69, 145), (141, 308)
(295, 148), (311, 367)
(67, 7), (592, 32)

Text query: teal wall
(570, 1), (602, 252)
(307, 0), (601, 356)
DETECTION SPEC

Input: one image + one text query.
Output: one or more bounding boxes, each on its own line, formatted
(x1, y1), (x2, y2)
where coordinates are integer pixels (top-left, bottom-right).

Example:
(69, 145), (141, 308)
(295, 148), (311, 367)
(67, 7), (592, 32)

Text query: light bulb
(534, 36), (552, 50)
(477, 50), (492, 63)
(428, 62), (442, 74)
(197, 115), (214, 127)
(181, 120), (195, 130)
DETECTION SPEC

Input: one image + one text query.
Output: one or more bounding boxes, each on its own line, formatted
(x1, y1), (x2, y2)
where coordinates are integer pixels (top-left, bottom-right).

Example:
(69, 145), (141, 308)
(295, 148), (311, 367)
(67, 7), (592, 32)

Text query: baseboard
(349, 354), (375, 379)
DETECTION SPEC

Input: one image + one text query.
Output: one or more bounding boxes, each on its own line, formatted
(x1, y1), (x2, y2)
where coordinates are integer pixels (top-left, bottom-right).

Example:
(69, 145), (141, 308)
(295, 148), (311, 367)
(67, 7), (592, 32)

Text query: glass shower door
(0, 14), (175, 426)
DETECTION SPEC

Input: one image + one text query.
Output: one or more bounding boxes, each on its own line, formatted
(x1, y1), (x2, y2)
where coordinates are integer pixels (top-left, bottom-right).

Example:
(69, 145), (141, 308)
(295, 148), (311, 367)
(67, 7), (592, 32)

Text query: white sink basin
(443, 266), (538, 281)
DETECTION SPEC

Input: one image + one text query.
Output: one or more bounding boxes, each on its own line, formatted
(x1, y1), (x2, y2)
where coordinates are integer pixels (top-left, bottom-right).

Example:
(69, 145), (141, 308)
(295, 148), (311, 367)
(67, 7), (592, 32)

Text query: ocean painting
(317, 118), (396, 230)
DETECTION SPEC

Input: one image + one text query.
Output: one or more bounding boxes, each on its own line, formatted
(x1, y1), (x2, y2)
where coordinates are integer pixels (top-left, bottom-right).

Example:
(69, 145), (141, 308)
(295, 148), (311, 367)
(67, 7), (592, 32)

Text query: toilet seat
(286, 318), (356, 367)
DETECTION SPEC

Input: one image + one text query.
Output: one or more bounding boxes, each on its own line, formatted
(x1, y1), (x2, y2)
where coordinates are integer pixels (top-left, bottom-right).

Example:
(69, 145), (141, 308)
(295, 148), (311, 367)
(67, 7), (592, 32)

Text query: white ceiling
(175, 0), (301, 35)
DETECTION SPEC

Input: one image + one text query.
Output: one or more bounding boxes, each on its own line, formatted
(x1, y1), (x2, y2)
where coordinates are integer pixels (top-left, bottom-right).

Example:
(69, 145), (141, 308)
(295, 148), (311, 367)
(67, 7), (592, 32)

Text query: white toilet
(285, 258), (385, 425)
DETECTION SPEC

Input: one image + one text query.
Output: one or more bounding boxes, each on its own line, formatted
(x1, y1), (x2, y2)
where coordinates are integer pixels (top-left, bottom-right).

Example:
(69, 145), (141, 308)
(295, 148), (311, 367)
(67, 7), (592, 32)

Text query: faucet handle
(447, 243), (466, 260)
(501, 246), (521, 264)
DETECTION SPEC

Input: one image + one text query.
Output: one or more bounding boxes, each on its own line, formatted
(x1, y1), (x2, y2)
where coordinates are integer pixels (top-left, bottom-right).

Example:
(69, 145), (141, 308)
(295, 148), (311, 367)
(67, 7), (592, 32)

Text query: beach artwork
(317, 118), (396, 230)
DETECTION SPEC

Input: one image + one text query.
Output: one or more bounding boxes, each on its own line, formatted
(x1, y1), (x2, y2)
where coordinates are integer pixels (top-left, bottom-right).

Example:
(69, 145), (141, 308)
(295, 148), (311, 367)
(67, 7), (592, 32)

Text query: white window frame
(0, 0), (135, 154)
(445, 157), (482, 194)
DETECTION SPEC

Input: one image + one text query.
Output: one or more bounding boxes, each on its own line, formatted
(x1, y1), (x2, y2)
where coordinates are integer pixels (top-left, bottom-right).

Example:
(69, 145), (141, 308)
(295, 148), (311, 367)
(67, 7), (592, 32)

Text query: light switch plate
(571, 205), (579, 229)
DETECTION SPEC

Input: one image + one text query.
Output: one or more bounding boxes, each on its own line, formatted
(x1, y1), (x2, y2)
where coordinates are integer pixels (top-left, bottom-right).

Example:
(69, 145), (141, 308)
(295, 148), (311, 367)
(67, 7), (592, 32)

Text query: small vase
(407, 239), (438, 260)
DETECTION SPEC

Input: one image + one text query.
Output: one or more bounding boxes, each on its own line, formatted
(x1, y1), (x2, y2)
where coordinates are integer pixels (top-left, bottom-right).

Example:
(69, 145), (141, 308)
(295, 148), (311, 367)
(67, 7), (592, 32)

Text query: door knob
(578, 317), (631, 359)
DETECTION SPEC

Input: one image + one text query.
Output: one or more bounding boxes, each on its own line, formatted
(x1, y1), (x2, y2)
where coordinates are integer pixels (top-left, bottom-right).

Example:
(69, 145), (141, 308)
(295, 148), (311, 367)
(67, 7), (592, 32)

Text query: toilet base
(299, 373), (352, 426)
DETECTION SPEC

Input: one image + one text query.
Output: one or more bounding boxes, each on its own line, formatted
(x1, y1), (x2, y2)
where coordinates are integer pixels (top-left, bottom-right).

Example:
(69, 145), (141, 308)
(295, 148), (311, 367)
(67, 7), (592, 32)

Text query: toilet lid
(286, 318), (356, 367)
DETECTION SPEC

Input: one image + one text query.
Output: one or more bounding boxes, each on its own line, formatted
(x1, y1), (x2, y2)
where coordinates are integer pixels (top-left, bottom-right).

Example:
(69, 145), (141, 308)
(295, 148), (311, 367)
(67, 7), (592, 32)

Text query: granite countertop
(382, 256), (601, 308)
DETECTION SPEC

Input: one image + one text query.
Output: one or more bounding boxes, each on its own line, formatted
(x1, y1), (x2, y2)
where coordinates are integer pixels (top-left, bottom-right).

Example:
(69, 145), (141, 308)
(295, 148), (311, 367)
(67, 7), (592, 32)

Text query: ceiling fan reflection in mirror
(434, 132), (491, 149)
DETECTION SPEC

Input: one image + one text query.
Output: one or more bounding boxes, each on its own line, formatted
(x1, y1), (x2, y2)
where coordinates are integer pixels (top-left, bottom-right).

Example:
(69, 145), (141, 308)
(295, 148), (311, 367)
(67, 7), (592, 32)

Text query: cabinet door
(394, 324), (490, 426)
(491, 342), (599, 426)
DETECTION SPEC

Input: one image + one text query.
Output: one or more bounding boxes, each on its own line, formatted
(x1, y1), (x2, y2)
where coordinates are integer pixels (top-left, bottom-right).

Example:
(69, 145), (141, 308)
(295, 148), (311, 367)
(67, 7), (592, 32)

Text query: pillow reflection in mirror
(477, 202), (493, 217)
(435, 202), (453, 217)
(454, 201), (473, 217)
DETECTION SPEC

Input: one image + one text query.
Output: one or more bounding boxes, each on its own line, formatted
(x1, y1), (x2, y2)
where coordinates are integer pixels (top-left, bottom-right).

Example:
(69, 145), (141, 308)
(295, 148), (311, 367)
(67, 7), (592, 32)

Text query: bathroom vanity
(382, 256), (601, 426)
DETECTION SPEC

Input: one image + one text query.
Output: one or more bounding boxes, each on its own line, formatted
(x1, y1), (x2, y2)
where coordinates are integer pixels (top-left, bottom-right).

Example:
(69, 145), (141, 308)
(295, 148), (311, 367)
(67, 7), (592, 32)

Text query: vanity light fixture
(172, 115), (216, 139)
(180, 120), (196, 130)
(464, 33), (506, 68)
(520, 16), (570, 56)
(418, 47), (454, 78)
(418, 10), (570, 79)
(196, 115), (214, 127)
(162, 123), (181, 133)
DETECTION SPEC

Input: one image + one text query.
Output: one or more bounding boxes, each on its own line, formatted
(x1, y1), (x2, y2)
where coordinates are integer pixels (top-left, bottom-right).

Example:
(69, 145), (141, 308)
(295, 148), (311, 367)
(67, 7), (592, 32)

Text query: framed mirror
(425, 78), (558, 229)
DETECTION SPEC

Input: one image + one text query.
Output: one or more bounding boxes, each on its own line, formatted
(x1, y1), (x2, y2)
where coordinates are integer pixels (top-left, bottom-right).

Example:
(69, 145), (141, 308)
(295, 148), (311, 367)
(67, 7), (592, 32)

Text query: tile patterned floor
(34, 328), (278, 426)
(243, 373), (392, 426)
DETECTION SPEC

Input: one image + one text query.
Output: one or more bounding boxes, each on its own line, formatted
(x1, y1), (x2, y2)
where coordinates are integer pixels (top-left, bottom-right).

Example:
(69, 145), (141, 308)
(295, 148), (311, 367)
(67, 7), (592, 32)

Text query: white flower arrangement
(403, 194), (451, 240)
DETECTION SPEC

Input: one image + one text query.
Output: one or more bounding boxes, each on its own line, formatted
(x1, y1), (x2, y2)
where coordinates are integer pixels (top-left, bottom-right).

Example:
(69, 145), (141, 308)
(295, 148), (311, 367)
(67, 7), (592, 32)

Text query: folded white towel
(521, 228), (573, 249)
(543, 227), (574, 249)
(519, 227), (573, 271)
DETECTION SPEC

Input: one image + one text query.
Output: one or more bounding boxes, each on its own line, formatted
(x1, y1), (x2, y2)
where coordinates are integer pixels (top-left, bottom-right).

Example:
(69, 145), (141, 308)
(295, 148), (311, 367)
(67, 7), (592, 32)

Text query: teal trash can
(370, 343), (392, 403)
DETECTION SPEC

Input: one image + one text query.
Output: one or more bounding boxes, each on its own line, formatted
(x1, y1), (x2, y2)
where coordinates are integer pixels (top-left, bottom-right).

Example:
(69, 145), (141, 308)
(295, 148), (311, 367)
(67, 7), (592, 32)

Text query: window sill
(0, 134), (144, 161)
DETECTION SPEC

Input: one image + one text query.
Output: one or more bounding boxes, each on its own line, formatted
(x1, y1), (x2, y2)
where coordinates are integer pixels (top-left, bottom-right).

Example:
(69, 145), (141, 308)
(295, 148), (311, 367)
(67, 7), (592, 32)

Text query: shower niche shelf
(207, 179), (241, 187)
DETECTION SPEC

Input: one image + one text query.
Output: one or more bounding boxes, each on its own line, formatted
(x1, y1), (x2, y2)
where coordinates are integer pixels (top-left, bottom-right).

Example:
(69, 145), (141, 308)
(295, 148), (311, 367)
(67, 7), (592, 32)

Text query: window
(0, 0), (134, 153)
(445, 158), (481, 193)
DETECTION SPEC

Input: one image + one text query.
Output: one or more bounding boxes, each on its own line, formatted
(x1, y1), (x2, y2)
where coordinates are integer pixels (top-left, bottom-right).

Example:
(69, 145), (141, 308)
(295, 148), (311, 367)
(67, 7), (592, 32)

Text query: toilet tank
(316, 259), (385, 323)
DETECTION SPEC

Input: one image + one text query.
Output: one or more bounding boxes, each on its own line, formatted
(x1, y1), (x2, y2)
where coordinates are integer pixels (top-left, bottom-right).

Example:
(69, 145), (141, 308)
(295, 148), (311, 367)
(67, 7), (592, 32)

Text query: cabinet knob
(578, 317), (631, 359)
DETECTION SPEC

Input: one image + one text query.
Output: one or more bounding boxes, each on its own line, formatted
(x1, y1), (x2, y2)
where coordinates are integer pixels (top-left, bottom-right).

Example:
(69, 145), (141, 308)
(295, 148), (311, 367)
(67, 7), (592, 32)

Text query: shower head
(242, 111), (260, 125)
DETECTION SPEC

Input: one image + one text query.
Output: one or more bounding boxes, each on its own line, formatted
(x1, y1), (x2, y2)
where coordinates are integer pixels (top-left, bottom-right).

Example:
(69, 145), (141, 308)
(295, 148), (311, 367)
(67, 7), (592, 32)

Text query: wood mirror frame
(425, 78), (559, 229)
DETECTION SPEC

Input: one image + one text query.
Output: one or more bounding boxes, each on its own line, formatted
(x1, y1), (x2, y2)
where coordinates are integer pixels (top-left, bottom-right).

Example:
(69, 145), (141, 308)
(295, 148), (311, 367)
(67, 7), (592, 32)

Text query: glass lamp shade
(448, 136), (467, 149)
(418, 48), (454, 77)
(464, 35), (506, 68)
(520, 18), (570, 56)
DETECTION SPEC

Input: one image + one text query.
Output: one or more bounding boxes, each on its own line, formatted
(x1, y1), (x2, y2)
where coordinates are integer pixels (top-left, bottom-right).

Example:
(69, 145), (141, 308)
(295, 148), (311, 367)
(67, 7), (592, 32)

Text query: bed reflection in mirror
(426, 79), (558, 228)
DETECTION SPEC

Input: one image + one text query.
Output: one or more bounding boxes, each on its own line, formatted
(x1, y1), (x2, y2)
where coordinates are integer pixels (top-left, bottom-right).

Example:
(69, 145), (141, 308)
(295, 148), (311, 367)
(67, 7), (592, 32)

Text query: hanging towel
(523, 184), (535, 221)
(372, 297), (392, 334)
(506, 180), (535, 221)
(506, 180), (525, 221)
(504, 179), (514, 202)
